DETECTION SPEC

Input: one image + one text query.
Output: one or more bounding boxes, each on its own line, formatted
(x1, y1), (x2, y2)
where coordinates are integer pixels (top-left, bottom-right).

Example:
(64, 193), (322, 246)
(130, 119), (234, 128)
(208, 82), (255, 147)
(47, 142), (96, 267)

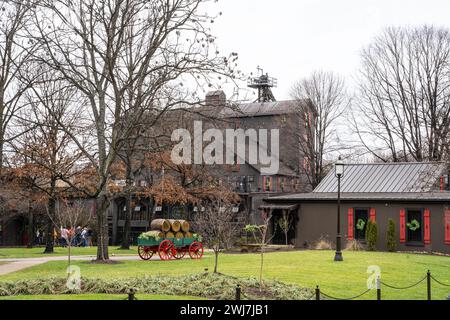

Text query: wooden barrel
(175, 232), (184, 240)
(168, 219), (181, 232)
(178, 220), (190, 232)
(165, 232), (175, 238)
(150, 231), (165, 239)
(150, 219), (171, 232)
(184, 232), (193, 239)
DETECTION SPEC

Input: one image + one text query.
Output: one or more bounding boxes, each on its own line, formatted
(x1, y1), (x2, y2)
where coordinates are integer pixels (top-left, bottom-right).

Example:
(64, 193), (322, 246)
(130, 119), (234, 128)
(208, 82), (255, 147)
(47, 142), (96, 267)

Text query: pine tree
(365, 220), (378, 251)
(387, 219), (396, 252)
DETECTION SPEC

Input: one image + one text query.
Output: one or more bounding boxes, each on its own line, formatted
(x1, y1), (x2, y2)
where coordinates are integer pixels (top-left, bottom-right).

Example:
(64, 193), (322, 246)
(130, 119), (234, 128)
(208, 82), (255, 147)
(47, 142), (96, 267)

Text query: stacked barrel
(150, 219), (192, 239)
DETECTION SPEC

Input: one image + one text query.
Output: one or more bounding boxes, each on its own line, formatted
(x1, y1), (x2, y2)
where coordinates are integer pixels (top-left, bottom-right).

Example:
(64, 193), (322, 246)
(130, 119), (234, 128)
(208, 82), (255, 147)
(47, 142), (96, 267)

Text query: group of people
(58, 226), (93, 247)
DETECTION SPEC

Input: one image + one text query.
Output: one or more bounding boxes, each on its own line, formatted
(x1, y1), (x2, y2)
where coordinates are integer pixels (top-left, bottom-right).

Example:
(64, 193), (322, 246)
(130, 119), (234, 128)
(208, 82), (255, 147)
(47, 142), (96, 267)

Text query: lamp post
(334, 156), (345, 262)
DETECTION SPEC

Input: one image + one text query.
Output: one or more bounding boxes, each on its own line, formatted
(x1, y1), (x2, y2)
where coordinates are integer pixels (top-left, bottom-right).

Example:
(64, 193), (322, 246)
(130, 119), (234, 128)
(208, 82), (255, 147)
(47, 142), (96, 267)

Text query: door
(354, 208), (369, 241)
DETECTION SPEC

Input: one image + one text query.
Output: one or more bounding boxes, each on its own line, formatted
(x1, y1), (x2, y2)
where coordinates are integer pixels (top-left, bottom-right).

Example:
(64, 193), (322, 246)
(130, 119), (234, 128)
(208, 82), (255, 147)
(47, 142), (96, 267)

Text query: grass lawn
(0, 246), (135, 259)
(0, 250), (449, 300)
(0, 294), (206, 300)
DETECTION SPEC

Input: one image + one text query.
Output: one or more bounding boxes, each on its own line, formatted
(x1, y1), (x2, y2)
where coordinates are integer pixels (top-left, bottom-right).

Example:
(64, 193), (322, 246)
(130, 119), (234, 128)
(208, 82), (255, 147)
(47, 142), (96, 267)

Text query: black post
(376, 276), (381, 301)
(235, 284), (241, 300)
(427, 270), (431, 301)
(315, 286), (320, 301)
(334, 174), (343, 261)
(128, 288), (136, 301)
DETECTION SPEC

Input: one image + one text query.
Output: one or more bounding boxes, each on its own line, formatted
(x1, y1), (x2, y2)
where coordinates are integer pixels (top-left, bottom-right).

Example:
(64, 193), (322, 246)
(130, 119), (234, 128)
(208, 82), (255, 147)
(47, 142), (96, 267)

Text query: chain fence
(122, 270), (449, 300)
(313, 270), (448, 301)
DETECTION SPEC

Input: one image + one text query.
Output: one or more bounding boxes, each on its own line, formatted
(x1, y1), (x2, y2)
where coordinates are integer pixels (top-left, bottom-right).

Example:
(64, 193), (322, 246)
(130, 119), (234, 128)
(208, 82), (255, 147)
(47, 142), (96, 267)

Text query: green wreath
(407, 219), (420, 231)
(356, 219), (366, 231)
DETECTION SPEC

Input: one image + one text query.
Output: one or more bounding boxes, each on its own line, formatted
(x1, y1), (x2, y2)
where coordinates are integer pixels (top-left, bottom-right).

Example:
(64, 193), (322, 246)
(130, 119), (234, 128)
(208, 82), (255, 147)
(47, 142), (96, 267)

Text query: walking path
(0, 249), (211, 276)
(0, 255), (144, 276)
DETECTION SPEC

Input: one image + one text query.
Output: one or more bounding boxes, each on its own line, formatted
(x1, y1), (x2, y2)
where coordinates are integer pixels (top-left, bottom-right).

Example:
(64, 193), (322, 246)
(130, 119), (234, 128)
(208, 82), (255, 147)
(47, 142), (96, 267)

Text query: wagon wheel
(188, 241), (204, 259)
(158, 240), (175, 261)
(138, 246), (154, 261)
(174, 247), (187, 260)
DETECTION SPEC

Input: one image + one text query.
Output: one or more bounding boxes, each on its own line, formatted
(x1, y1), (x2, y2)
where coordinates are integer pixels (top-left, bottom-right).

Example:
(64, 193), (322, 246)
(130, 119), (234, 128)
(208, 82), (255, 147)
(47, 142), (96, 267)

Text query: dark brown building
(108, 91), (315, 245)
(264, 162), (450, 253)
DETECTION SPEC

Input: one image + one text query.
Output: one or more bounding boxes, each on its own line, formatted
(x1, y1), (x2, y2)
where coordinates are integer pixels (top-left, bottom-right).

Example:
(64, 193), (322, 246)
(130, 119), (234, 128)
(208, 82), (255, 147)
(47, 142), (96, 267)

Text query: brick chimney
(205, 90), (226, 107)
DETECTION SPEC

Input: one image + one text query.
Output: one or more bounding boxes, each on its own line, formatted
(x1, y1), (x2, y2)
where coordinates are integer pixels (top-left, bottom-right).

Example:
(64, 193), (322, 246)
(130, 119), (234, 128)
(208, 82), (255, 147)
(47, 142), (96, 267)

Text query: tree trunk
(27, 206), (33, 249)
(43, 198), (56, 254)
(214, 249), (219, 273)
(0, 136), (3, 175)
(121, 167), (133, 250)
(120, 192), (132, 250)
(96, 193), (110, 261)
(259, 247), (264, 290)
(68, 242), (71, 267)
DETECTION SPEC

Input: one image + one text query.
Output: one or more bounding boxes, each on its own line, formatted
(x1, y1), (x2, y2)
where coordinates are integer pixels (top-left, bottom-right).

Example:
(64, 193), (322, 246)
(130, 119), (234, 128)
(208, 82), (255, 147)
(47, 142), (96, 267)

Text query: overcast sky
(208, 0), (450, 101)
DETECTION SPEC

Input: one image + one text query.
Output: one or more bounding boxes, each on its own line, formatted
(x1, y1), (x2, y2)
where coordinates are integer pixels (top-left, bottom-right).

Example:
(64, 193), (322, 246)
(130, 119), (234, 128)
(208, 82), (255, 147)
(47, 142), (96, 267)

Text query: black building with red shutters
(264, 162), (450, 253)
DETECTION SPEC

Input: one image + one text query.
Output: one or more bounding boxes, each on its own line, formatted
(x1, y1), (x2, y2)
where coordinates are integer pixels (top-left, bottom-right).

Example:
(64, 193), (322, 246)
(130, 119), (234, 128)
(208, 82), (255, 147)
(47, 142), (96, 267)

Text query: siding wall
(294, 202), (449, 254)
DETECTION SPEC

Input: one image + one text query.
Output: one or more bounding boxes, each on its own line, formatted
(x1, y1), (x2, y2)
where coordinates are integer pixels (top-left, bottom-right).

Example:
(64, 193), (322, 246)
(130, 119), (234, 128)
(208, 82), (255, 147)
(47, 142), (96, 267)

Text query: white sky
(208, 0), (450, 100)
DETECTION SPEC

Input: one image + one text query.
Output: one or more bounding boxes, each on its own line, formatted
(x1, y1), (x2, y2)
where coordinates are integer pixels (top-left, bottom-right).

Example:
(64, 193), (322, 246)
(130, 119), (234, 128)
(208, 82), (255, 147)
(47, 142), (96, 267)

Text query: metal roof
(313, 162), (447, 193)
(221, 100), (307, 118)
(259, 204), (299, 211)
(266, 192), (450, 203)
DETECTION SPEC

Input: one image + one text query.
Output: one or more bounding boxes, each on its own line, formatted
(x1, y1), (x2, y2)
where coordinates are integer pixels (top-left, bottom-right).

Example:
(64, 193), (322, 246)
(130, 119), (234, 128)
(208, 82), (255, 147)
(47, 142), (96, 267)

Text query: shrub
(0, 273), (314, 300)
(365, 220), (378, 251)
(386, 219), (396, 252)
(344, 239), (365, 251)
(314, 236), (333, 250)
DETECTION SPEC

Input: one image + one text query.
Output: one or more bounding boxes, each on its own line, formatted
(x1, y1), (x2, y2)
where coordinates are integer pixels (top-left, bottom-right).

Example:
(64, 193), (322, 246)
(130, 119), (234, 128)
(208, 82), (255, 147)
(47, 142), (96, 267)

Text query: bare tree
(30, 0), (237, 261)
(244, 210), (276, 291)
(0, 1), (38, 173)
(49, 200), (93, 267)
(290, 71), (348, 188)
(192, 191), (242, 273)
(353, 26), (450, 163)
(9, 67), (88, 254)
(277, 210), (293, 246)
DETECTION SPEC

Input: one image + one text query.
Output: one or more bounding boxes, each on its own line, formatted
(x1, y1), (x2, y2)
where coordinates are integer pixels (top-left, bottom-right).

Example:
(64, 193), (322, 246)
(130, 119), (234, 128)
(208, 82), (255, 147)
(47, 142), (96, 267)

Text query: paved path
(0, 249), (212, 276)
(0, 255), (142, 276)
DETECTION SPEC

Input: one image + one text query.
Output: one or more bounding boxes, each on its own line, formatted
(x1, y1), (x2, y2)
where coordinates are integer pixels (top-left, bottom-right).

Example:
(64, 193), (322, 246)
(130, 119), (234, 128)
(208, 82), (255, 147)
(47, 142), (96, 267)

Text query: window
(354, 209), (369, 240)
(406, 209), (423, 243)
(264, 177), (272, 192)
(279, 177), (286, 192)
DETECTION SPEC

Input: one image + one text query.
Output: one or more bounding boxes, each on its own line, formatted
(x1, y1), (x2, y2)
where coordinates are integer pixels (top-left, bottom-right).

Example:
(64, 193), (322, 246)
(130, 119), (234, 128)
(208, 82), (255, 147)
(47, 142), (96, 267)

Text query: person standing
(86, 228), (93, 247)
(60, 227), (68, 247)
(81, 227), (88, 247)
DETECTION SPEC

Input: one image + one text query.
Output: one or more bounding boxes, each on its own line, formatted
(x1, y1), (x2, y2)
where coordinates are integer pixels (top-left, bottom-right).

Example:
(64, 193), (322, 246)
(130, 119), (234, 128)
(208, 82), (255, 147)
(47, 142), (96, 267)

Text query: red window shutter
(263, 176), (266, 192)
(400, 209), (406, 243)
(424, 209), (431, 245)
(370, 208), (376, 222)
(348, 208), (354, 240)
(445, 210), (450, 245)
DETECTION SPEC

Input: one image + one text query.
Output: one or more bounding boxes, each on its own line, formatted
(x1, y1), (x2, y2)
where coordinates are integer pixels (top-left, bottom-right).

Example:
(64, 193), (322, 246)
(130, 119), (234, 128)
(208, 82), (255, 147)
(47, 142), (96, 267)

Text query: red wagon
(137, 237), (204, 261)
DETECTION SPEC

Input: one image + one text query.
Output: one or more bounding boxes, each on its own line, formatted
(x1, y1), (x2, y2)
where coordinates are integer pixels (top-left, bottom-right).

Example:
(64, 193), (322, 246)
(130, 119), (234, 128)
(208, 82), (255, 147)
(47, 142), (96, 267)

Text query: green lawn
(0, 246), (135, 259)
(0, 294), (205, 300)
(1, 250), (449, 300)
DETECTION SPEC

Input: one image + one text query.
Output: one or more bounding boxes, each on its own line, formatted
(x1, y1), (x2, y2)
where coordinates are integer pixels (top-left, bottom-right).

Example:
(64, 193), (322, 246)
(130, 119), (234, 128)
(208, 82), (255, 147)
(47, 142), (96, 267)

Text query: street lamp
(334, 156), (345, 262)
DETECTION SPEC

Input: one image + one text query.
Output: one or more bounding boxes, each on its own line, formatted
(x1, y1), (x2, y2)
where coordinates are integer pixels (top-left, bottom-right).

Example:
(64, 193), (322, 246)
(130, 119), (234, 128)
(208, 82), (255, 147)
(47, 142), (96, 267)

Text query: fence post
(427, 270), (431, 301)
(376, 276), (381, 301)
(128, 288), (136, 301)
(315, 286), (320, 301)
(235, 284), (241, 300)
